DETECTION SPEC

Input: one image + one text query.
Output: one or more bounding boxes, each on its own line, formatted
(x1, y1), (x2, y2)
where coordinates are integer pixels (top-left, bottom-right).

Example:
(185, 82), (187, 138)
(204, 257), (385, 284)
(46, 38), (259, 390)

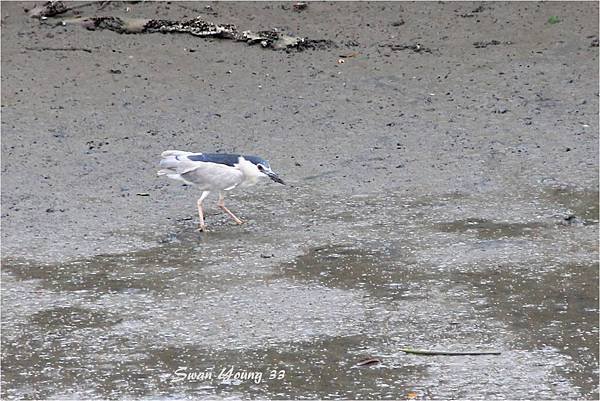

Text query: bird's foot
(197, 225), (208, 232)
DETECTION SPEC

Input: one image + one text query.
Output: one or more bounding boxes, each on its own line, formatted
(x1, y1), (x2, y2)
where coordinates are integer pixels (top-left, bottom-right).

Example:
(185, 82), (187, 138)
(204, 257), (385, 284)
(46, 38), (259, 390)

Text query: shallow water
(2, 187), (598, 399)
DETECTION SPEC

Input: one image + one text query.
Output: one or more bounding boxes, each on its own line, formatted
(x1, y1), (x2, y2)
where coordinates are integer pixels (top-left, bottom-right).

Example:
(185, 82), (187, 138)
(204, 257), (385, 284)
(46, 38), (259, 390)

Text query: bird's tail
(161, 150), (194, 158)
(158, 150), (196, 181)
(158, 150), (191, 170)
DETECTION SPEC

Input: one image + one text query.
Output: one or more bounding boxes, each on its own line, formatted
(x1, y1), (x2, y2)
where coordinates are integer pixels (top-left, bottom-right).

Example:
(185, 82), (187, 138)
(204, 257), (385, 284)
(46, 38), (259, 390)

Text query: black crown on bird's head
(243, 155), (271, 170)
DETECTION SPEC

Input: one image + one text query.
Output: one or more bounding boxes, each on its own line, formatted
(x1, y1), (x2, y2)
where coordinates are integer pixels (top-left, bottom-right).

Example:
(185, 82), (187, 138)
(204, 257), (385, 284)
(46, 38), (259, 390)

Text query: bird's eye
(257, 164), (264, 171)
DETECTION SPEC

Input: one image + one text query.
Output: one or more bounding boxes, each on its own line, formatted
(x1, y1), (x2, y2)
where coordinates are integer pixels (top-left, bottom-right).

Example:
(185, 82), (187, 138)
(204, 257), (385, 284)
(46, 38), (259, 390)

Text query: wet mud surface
(2, 1), (598, 399)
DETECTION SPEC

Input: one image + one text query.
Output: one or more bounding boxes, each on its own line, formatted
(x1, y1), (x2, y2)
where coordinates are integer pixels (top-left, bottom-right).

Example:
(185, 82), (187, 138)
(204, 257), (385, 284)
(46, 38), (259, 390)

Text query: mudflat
(2, 1), (598, 399)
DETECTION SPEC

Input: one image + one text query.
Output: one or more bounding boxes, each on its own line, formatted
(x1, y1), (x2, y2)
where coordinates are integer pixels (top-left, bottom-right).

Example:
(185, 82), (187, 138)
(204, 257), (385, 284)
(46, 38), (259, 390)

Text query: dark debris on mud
(473, 40), (513, 48)
(30, 1), (334, 51)
(459, 3), (492, 18)
(380, 43), (433, 54)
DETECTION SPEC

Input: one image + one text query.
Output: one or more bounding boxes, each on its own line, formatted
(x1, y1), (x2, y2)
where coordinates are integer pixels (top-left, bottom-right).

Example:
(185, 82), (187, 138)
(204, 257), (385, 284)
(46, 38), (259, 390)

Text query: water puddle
(31, 306), (122, 331)
(542, 187), (599, 225)
(435, 218), (546, 239)
(274, 244), (431, 303)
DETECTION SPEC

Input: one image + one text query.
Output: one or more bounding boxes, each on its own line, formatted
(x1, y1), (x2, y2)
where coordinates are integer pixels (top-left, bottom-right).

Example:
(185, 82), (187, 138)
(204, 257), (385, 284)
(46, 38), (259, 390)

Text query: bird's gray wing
(158, 150), (243, 190)
(180, 162), (244, 191)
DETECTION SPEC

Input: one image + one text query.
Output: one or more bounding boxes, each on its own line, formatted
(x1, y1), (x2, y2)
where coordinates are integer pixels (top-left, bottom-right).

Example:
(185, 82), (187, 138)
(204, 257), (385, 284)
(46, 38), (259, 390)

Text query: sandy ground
(1, 1), (598, 399)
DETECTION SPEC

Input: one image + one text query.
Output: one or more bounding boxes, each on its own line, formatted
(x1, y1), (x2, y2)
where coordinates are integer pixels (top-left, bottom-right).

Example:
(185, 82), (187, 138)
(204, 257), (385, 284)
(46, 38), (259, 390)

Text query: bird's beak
(266, 170), (285, 185)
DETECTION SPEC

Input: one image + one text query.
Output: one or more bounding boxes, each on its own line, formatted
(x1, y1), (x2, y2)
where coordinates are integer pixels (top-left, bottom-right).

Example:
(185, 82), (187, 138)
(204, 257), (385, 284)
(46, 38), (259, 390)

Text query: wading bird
(158, 150), (285, 231)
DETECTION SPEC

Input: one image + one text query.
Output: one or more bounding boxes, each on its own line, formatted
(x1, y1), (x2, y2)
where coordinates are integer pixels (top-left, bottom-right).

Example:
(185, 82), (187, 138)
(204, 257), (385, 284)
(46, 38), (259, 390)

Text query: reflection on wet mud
(2, 188), (598, 399)
(32, 306), (122, 331)
(457, 262), (599, 396)
(281, 245), (395, 290)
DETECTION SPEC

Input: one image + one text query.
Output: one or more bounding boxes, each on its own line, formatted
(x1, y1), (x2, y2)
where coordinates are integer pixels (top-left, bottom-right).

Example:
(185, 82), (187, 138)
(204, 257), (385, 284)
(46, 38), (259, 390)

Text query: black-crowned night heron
(158, 150), (285, 231)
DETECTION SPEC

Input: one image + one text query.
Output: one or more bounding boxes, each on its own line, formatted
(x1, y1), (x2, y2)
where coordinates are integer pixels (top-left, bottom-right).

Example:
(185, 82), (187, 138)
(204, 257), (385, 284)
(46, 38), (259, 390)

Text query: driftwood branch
(399, 348), (501, 356)
(26, 1), (94, 19)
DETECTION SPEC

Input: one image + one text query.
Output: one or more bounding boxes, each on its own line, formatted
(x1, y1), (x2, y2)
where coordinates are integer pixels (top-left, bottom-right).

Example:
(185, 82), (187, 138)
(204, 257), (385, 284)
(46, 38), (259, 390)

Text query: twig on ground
(25, 46), (93, 53)
(399, 348), (501, 356)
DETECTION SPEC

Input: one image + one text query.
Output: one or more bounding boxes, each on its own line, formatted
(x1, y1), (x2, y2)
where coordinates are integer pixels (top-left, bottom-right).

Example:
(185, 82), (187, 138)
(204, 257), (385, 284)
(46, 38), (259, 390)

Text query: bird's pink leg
(217, 192), (244, 225)
(197, 191), (210, 231)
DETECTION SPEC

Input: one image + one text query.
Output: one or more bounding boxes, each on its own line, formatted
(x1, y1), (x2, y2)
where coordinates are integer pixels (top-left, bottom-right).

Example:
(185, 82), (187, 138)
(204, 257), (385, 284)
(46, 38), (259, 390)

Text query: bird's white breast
(235, 157), (263, 187)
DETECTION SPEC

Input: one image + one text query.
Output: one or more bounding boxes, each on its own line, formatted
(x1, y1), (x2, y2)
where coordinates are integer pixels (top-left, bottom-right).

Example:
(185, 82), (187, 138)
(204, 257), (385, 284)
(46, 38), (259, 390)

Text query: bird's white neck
(235, 157), (263, 187)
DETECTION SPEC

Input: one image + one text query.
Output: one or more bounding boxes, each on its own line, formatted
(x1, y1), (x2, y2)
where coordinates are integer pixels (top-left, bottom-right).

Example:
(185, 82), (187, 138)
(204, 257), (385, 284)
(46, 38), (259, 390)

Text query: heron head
(256, 162), (285, 185)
